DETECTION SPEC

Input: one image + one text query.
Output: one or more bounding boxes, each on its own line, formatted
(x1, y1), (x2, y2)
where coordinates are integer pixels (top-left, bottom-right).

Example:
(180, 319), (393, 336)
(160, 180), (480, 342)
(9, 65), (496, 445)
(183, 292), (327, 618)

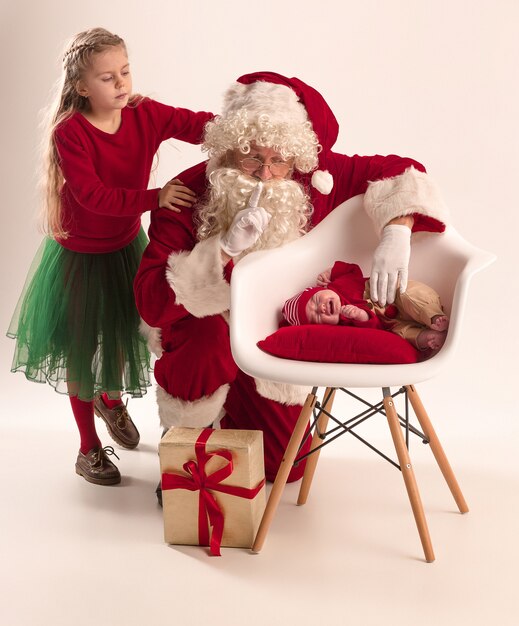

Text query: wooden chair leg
(297, 388), (336, 505)
(405, 384), (469, 513)
(252, 389), (317, 553)
(383, 390), (435, 563)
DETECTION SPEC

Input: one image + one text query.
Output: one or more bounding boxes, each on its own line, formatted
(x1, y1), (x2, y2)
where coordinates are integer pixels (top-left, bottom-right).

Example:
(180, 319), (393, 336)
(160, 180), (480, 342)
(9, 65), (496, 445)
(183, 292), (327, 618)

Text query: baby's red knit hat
(282, 287), (324, 325)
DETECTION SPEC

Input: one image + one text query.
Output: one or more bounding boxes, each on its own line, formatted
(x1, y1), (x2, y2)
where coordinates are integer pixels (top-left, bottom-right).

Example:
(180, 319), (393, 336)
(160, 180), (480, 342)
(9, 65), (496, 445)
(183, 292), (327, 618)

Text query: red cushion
(258, 325), (420, 364)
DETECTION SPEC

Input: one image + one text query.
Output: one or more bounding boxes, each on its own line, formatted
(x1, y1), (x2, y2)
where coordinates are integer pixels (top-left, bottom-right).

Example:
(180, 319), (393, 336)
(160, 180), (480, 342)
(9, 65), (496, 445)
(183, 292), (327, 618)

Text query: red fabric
(258, 325), (419, 364)
(161, 428), (265, 556)
(384, 304), (399, 319)
(154, 315), (238, 402)
(296, 153), (433, 226)
(100, 393), (123, 409)
(329, 261), (383, 328)
(69, 396), (101, 453)
(55, 99), (213, 253)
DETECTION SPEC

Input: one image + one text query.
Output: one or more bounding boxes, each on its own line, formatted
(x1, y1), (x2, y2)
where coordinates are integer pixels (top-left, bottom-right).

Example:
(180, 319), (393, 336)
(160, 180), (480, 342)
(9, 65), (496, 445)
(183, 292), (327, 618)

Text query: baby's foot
(416, 329), (447, 351)
(430, 314), (449, 332)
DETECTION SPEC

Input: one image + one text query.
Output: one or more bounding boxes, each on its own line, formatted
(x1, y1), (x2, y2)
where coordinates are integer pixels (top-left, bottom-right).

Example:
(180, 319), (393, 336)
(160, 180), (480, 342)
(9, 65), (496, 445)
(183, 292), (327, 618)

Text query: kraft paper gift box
(159, 427), (266, 555)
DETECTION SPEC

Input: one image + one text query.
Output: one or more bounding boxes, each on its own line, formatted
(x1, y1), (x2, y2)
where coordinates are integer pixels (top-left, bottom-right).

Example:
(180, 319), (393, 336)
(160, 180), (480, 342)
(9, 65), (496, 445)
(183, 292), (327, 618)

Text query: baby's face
(305, 289), (341, 324)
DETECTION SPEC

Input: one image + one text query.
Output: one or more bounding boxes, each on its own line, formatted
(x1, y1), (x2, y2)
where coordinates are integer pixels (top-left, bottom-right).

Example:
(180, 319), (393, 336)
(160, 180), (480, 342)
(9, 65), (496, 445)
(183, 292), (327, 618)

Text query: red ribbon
(161, 428), (266, 556)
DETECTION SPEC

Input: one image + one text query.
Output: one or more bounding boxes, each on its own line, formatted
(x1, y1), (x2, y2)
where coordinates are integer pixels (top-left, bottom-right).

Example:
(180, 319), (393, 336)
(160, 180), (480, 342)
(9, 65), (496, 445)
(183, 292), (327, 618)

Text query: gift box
(159, 427), (266, 555)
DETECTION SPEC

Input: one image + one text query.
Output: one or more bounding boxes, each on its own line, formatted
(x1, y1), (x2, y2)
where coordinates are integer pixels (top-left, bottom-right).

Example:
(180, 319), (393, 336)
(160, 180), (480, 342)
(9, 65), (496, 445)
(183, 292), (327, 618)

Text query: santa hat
(225, 72), (339, 195)
(282, 286), (324, 325)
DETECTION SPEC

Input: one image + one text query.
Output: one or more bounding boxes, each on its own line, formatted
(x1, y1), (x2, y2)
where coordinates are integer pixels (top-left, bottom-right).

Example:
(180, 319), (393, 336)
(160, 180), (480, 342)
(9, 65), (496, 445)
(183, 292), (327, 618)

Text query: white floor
(1, 371), (517, 626)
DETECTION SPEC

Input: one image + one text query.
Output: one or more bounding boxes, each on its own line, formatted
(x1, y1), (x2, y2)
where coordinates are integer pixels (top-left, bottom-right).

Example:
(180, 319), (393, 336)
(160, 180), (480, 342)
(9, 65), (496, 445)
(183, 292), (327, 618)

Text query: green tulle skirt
(7, 230), (151, 401)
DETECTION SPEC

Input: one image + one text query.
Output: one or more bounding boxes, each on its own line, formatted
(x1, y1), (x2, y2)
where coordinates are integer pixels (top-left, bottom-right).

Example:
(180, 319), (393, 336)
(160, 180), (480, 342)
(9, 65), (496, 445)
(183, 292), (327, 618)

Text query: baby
(282, 261), (449, 351)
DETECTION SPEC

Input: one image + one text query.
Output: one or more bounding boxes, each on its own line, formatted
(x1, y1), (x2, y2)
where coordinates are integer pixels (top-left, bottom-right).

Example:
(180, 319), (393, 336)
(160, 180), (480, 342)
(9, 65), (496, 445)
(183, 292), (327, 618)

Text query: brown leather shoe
(75, 446), (121, 485)
(94, 397), (140, 449)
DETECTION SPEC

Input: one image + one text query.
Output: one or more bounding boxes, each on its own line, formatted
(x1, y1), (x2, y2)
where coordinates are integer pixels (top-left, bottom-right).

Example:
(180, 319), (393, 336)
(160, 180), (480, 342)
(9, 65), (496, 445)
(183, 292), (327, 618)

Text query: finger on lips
(249, 181), (263, 208)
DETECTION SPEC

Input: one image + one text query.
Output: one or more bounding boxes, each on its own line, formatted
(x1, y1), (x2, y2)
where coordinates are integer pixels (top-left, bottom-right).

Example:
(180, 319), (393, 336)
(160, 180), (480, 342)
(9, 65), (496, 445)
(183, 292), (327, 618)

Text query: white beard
(195, 168), (313, 259)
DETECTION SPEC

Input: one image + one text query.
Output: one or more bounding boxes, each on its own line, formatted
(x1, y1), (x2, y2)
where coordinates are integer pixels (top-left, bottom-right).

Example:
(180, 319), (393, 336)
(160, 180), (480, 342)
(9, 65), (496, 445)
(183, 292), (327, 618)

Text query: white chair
(229, 194), (495, 562)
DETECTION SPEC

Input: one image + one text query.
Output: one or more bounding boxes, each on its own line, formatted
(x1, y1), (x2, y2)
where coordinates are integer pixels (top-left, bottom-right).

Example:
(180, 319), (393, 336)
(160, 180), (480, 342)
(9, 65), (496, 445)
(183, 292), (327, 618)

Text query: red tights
(69, 393), (123, 453)
(69, 396), (101, 454)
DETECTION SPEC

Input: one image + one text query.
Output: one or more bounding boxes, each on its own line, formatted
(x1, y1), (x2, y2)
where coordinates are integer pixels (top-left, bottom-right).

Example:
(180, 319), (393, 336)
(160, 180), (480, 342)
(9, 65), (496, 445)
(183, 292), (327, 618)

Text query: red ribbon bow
(162, 428), (265, 556)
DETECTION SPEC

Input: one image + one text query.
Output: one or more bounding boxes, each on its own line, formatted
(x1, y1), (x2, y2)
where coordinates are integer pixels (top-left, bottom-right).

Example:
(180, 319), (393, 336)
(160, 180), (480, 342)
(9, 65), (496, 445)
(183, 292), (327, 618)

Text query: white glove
(220, 182), (270, 257)
(369, 224), (411, 306)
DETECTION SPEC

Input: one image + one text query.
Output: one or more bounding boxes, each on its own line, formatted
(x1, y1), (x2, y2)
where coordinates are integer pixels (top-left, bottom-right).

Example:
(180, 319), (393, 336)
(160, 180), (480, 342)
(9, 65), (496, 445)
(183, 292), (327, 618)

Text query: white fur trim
(211, 407), (226, 429)
(223, 81), (308, 127)
(364, 166), (450, 235)
(138, 319), (163, 358)
(254, 378), (311, 406)
(166, 236), (230, 318)
(156, 384), (230, 429)
(311, 170), (333, 195)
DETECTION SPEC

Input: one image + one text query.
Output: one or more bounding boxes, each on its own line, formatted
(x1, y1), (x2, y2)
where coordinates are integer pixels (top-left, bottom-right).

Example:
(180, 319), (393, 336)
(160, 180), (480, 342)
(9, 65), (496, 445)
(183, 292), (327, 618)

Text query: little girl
(7, 27), (213, 486)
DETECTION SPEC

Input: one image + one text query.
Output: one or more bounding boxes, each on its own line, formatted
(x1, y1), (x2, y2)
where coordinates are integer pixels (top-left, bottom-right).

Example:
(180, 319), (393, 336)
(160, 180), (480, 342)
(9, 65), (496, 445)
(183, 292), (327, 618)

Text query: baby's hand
(316, 268), (332, 286)
(341, 304), (369, 322)
(158, 178), (197, 212)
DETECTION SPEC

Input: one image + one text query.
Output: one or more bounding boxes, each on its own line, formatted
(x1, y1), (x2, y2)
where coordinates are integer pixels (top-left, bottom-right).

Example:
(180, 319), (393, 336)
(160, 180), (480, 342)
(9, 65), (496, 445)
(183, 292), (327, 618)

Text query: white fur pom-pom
(311, 169), (333, 195)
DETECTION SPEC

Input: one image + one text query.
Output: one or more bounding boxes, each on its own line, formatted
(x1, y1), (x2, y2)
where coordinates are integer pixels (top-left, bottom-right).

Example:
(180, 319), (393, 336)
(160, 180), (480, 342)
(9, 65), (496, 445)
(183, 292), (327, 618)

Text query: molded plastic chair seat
(231, 195), (495, 389)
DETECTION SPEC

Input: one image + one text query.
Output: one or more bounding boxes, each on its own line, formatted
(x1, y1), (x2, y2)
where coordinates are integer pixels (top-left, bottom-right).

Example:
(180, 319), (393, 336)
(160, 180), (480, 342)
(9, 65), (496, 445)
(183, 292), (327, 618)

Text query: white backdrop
(1, 2), (518, 625)
(1, 1), (517, 452)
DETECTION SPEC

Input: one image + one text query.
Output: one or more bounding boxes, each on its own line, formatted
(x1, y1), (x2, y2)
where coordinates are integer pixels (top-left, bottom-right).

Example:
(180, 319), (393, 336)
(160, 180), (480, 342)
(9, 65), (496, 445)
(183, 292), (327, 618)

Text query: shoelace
(90, 446), (120, 467)
(113, 398), (130, 429)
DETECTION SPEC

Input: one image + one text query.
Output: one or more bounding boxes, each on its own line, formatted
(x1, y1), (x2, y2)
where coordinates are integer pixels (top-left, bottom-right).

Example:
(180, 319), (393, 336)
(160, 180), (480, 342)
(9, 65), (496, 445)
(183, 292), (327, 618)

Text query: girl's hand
(317, 268), (332, 286)
(341, 304), (369, 322)
(158, 178), (197, 212)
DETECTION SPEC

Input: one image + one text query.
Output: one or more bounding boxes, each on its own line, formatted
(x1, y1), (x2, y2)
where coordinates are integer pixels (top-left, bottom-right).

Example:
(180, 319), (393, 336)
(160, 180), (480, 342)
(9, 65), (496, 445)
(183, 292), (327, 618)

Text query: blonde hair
(40, 27), (134, 239)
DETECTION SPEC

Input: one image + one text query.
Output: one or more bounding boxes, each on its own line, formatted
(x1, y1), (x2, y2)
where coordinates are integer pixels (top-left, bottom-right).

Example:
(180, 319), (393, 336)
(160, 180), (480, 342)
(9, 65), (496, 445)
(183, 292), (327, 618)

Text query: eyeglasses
(239, 157), (292, 177)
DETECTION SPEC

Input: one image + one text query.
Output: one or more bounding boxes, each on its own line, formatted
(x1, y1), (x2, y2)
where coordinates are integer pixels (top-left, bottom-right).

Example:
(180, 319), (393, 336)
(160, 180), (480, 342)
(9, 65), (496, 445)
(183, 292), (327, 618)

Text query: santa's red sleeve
(324, 152), (450, 234)
(134, 206), (195, 330)
(134, 162), (233, 333)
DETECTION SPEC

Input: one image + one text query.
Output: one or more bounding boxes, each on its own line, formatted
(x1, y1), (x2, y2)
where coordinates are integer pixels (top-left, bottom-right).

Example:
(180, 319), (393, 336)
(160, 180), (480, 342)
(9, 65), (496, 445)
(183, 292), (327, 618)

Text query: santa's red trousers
(154, 314), (310, 482)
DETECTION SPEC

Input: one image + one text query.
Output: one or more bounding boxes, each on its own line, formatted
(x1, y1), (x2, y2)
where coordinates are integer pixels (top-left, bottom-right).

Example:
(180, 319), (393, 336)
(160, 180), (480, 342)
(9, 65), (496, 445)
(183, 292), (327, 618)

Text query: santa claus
(134, 72), (449, 487)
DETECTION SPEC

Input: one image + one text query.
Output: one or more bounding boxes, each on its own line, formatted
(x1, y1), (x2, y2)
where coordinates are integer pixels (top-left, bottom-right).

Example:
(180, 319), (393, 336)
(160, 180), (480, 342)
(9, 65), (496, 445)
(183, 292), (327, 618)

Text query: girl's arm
(146, 99), (213, 144)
